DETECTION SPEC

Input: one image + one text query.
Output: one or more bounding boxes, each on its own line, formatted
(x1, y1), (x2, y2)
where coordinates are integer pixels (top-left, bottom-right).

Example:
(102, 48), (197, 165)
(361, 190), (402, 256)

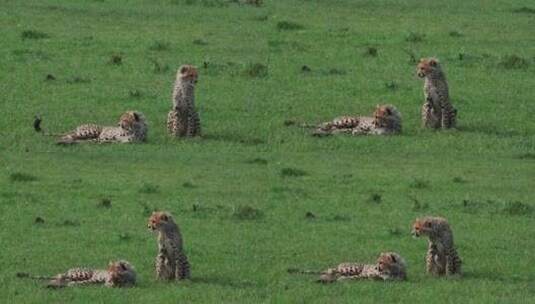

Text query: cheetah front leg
(156, 253), (174, 280)
(426, 244), (446, 275)
(421, 100), (441, 129)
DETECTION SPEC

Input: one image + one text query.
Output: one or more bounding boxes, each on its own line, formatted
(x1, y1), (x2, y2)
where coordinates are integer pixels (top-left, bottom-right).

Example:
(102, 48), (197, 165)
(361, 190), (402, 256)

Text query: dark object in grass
(283, 119), (296, 126)
(449, 31), (463, 37)
(409, 179), (430, 189)
(516, 153), (535, 160)
(66, 76), (91, 84)
(21, 30), (49, 40)
(182, 181), (197, 188)
(405, 32), (425, 43)
(193, 39), (208, 46)
(245, 158), (268, 165)
(452, 177), (467, 183)
(244, 63), (268, 78)
(34, 217), (45, 224)
(118, 232), (131, 241)
(411, 197), (429, 211)
(305, 211), (316, 219)
(139, 183), (159, 194)
(109, 54), (122, 65)
(150, 59), (170, 74)
(403, 49), (418, 64)
(129, 89), (142, 98)
(301, 65), (312, 72)
(98, 198), (112, 208)
(62, 220), (80, 227)
(513, 7), (535, 14)
(369, 193), (382, 204)
(277, 21), (304, 31)
(327, 68), (346, 75)
(364, 47), (378, 57)
(330, 214), (350, 222)
(385, 81), (398, 91)
(10, 172), (38, 182)
(388, 228), (402, 236)
(232, 205), (263, 220)
(33, 115), (42, 132)
(280, 167), (307, 177)
(45, 74), (56, 81)
(498, 55), (529, 69)
(148, 40), (170, 51)
(244, 0), (263, 6)
(502, 201), (533, 217)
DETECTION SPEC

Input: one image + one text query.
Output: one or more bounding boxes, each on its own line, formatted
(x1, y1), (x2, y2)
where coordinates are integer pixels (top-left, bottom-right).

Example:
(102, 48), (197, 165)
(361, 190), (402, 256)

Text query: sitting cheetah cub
(289, 252), (407, 283)
(17, 260), (136, 288)
(411, 216), (462, 276)
(416, 58), (457, 129)
(167, 65), (201, 137)
(148, 211), (191, 281)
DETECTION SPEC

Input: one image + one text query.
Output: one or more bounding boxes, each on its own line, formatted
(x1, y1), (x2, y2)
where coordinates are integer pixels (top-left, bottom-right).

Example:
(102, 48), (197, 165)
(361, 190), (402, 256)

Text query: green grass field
(1, 0), (535, 303)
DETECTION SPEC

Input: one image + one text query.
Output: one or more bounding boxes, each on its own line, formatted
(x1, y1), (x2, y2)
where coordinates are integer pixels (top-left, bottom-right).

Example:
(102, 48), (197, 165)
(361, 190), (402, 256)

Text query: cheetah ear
(180, 65), (189, 74)
(160, 214), (168, 221)
(119, 263), (127, 271)
(390, 254), (397, 263)
(385, 107), (392, 115)
(429, 58), (438, 66)
(133, 112), (139, 121)
(424, 221), (432, 227)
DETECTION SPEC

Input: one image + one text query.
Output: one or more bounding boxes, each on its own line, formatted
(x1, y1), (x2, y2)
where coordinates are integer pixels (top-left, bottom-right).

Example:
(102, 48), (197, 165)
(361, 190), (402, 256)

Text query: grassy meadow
(1, 0), (535, 303)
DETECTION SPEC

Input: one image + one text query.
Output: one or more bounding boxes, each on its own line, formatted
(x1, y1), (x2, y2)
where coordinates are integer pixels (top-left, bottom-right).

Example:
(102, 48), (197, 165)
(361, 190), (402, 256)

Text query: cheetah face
(376, 253), (395, 272)
(118, 111), (141, 129)
(178, 65), (198, 84)
(108, 260), (133, 274)
(107, 260), (136, 287)
(416, 58), (438, 78)
(411, 218), (432, 237)
(147, 211), (171, 231)
(374, 105), (393, 127)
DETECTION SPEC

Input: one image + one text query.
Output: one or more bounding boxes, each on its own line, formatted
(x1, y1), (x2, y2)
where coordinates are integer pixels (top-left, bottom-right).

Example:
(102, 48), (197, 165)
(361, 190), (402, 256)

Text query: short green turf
(1, 0), (535, 303)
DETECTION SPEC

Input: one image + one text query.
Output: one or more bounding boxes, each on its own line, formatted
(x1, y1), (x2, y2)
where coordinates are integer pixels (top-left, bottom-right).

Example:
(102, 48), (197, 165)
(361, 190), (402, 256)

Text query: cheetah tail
(286, 268), (322, 275)
(16, 272), (55, 280)
(33, 115), (63, 137)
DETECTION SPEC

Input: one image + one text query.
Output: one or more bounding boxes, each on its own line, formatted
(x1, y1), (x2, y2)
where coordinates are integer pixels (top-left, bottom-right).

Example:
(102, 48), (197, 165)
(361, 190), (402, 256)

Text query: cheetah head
(147, 211), (174, 231)
(373, 104), (402, 132)
(411, 217), (434, 237)
(106, 260), (136, 287)
(376, 252), (407, 280)
(177, 65), (198, 84)
(118, 111), (147, 130)
(416, 57), (440, 78)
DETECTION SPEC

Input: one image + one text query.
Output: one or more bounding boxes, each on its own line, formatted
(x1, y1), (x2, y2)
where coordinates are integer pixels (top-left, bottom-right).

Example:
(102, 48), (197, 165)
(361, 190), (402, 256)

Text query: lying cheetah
(411, 216), (462, 276)
(35, 111), (147, 144)
(17, 260), (136, 288)
(167, 65), (201, 137)
(313, 104), (402, 136)
(148, 211), (191, 281)
(289, 252), (407, 283)
(416, 58), (457, 129)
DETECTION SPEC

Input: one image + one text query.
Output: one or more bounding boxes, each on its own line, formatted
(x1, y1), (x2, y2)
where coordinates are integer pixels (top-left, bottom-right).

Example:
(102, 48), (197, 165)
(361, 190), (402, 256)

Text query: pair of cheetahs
(33, 65), (201, 143)
(291, 216), (462, 282)
(19, 213), (461, 287)
(313, 57), (457, 136)
(18, 211), (189, 288)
